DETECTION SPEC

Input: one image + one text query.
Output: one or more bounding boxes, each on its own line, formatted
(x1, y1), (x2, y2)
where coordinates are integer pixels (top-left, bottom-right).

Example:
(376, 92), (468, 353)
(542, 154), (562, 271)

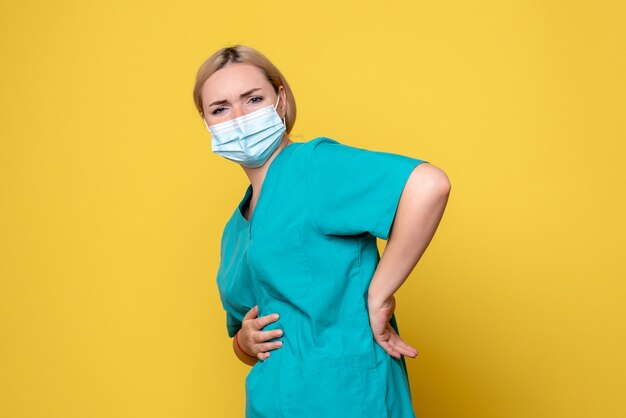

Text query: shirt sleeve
(305, 137), (428, 240)
(216, 220), (249, 339)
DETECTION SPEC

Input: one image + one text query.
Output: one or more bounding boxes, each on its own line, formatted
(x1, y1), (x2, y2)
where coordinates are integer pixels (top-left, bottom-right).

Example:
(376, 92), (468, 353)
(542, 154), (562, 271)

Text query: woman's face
(201, 62), (285, 127)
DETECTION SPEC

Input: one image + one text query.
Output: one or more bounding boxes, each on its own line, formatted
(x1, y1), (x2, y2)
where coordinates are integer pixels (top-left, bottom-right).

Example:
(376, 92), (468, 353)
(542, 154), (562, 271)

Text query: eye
(249, 96), (264, 104)
(211, 106), (226, 115)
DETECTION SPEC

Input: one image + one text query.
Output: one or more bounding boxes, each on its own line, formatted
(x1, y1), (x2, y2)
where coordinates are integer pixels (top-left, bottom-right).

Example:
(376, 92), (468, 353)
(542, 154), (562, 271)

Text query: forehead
(201, 63), (271, 102)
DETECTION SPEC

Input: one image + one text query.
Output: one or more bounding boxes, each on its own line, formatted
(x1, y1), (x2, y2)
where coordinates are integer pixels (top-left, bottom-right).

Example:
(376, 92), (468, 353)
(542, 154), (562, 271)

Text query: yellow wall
(1, 1), (624, 417)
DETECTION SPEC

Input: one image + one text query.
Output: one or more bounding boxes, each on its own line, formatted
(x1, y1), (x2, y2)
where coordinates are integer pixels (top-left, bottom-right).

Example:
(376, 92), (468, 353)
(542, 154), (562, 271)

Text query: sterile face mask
(203, 95), (286, 168)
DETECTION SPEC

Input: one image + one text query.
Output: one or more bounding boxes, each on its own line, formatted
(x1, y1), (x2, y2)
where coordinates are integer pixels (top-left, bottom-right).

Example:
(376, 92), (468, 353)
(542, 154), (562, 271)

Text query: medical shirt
(216, 136), (428, 417)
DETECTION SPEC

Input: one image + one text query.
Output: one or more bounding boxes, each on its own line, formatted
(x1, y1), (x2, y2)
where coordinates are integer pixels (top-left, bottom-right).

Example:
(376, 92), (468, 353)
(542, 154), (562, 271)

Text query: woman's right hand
(237, 305), (283, 361)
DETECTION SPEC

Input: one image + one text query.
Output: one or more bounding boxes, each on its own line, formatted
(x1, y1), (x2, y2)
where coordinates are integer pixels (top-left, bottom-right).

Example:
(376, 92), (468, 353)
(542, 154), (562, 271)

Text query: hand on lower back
(368, 294), (419, 359)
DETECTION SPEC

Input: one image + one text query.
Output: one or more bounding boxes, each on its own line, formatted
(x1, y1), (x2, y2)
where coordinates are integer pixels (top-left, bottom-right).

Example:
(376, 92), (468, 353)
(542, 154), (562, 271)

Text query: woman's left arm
(368, 162), (451, 359)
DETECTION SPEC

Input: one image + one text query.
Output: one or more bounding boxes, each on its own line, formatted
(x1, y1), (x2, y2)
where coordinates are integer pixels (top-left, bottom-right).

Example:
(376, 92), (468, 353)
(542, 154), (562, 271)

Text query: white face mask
(203, 96), (286, 168)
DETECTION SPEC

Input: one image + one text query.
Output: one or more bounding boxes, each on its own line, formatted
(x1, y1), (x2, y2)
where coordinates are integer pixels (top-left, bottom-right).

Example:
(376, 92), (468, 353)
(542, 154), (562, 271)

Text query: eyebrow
(208, 88), (262, 107)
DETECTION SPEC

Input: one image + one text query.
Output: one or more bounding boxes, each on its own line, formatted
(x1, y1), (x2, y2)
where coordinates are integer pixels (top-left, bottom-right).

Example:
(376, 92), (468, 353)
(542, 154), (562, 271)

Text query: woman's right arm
(232, 305), (284, 365)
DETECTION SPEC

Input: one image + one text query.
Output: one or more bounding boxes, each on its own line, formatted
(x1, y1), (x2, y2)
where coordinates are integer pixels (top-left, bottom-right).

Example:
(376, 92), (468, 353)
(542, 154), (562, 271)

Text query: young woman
(192, 44), (451, 418)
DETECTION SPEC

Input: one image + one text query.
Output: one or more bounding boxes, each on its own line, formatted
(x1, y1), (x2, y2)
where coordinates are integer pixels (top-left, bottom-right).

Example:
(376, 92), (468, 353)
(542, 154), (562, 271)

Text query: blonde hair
(192, 45), (297, 135)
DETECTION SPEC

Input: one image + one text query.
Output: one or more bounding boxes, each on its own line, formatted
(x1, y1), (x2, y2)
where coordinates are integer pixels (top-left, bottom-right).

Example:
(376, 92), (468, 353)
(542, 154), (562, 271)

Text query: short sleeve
(216, 219), (253, 339)
(306, 137), (428, 240)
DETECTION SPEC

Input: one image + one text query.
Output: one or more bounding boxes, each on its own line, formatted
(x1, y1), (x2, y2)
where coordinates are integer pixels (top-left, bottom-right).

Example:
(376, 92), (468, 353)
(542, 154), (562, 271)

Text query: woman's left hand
(368, 294), (419, 359)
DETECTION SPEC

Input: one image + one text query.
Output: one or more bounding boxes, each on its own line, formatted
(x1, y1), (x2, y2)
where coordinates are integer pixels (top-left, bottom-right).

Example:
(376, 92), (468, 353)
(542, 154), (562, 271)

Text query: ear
(278, 85), (287, 115)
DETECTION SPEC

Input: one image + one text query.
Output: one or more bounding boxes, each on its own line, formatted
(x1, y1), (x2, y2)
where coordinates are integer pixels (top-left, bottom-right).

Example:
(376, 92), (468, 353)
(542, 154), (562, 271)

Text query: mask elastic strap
(274, 95), (286, 127)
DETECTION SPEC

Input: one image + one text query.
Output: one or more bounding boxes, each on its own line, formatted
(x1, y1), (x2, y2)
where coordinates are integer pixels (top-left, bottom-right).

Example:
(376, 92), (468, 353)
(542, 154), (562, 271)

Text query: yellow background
(1, 1), (625, 417)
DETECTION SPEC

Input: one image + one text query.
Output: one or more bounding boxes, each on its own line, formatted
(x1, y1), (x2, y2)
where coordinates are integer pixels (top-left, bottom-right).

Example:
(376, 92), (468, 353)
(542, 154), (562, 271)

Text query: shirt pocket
(248, 226), (314, 301)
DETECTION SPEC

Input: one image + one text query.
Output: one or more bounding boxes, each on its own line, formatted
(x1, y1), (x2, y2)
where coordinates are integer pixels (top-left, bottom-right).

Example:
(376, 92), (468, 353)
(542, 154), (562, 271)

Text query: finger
(374, 335), (402, 358)
(388, 333), (416, 353)
(387, 328), (419, 358)
(393, 341), (418, 358)
(260, 312), (281, 325)
(257, 340), (283, 352)
(380, 341), (402, 359)
(243, 305), (259, 320)
(375, 326), (412, 359)
(257, 328), (284, 343)
(398, 344), (418, 357)
(398, 341), (418, 357)
(254, 312), (280, 330)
